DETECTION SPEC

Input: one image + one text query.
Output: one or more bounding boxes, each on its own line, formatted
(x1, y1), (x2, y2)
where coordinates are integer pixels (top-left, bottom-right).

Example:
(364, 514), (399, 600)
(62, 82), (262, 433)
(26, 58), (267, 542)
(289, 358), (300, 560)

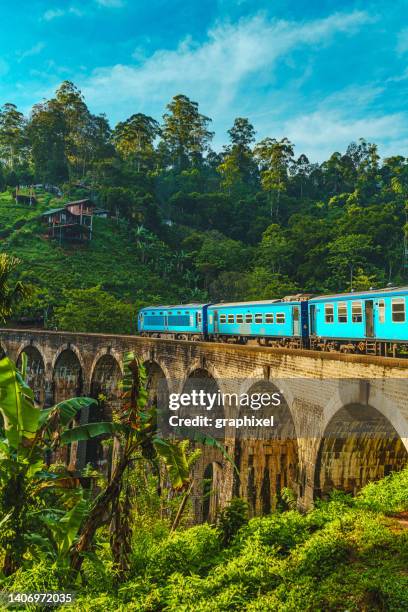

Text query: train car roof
(209, 299), (296, 308)
(139, 303), (208, 311)
(311, 286), (408, 302)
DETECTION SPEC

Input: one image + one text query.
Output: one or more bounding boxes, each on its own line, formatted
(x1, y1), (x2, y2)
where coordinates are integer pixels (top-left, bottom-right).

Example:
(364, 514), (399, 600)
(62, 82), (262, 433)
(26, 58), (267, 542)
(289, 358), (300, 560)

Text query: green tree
(194, 232), (248, 286)
(218, 118), (257, 194)
(258, 223), (292, 274)
(52, 286), (134, 334)
(113, 113), (160, 171)
(327, 234), (373, 290)
(0, 103), (28, 170)
(162, 94), (214, 169)
(55, 81), (100, 179)
(27, 99), (69, 183)
(254, 137), (294, 218)
(0, 254), (28, 323)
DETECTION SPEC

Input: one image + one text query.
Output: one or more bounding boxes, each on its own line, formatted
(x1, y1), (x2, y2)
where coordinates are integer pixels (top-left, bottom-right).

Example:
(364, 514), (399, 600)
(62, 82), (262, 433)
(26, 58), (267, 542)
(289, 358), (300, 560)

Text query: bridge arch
(90, 347), (123, 382)
(52, 343), (86, 379)
(181, 366), (230, 521)
(86, 353), (123, 470)
(52, 346), (84, 404)
(16, 345), (47, 404)
(143, 359), (169, 413)
(314, 399), (408, 499)
(321, 380), (408, 452)
(233, 378), (299, 515)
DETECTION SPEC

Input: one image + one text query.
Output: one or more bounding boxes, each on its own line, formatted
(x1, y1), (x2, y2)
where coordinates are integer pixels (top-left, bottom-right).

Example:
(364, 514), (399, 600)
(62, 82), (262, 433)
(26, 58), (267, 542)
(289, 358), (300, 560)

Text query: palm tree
(0, 254), (28, 323)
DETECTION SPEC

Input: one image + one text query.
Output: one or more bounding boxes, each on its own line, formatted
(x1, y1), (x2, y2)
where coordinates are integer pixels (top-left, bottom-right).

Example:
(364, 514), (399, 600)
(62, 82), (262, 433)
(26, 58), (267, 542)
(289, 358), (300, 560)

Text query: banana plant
(69, 352), (194, 573)
(0, 354), (97, 576)
(68, 351), (233, 577)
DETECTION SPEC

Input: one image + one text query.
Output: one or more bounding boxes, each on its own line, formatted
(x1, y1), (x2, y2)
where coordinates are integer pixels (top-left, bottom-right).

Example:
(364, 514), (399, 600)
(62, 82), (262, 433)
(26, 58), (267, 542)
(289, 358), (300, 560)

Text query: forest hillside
(0, 82), (407, 332)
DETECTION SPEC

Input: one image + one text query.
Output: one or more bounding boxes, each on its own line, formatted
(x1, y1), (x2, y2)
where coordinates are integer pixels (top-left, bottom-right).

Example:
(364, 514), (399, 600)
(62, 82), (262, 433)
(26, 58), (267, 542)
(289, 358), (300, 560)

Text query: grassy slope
(0, 190), (178, 308)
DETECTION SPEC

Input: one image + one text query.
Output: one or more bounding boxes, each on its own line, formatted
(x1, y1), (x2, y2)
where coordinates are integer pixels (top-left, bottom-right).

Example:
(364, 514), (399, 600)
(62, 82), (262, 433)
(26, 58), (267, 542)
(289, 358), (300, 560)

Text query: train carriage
(138, 303), (209, 340)
(309, 287), (408, 355)
(207, 298), (310, 346)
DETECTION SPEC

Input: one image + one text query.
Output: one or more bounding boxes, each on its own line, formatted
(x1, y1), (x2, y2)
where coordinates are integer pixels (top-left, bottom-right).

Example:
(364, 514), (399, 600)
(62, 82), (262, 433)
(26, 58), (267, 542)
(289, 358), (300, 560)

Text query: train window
(236, 314), (243, 323)
(276, 313), (285, 324)
(197, 312), (202, 324)
(325, 304), (334, 323)
(220, 314), (227, 323)
(378, 299), (385, 323)
(228, 314), (235, 323)
(351, 301), (363, 323)
(338, 302), (347, 323)
(254, 313), (262, 323)
(265, 313), (274, 324)
(177, 311), (181, 314)
(245, 314), (253, 323)
(392, 298), (405, 322)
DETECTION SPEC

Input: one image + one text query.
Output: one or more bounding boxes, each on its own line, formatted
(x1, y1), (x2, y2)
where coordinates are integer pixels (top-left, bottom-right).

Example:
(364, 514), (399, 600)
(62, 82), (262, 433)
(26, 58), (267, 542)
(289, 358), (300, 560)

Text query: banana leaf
(39, 397), (97, 427)
(60, 421), (128, 444)
(0, 356), (39, 448)
(153, 438), (190, 490)
(57, 497), (88, 556)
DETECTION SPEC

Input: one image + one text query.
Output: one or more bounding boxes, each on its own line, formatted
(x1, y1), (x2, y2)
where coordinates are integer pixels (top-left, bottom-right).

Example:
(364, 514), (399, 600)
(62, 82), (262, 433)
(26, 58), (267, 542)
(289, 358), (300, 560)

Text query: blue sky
(1, 0), (408, 161)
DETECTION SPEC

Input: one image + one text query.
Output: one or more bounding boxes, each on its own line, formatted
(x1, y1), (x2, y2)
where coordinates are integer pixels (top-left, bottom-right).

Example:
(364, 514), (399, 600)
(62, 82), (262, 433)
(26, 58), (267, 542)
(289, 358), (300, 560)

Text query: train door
(365, 300), (374, 337)
(293, 306), (300, 335)
(213, 310), (219, 334)
(309, 305), (316, 335)
(164, 311), (168, 331)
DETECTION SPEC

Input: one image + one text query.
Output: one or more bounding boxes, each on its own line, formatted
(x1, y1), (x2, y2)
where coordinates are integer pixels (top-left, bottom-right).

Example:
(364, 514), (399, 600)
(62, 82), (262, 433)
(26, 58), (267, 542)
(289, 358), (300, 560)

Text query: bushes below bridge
(3, 467), (408, 611)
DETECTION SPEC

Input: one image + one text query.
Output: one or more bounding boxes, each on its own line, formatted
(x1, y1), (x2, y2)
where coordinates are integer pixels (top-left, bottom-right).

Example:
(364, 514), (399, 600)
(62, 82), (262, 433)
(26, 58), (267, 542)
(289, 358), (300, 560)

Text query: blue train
(137, 286), (408, 356)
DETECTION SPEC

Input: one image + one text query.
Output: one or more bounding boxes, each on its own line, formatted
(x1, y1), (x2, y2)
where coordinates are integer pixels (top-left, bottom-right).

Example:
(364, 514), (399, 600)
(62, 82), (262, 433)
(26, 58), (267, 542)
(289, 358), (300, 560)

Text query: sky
(0, 0), (408, 161)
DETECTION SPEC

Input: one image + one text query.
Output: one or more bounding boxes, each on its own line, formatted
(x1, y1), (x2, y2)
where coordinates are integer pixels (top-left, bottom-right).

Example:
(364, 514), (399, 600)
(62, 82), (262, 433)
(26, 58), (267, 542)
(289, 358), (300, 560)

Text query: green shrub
(291, 522), (352, 578)
(234, 510), (310, 554)
(146, 524), (221, 581)
(217, 497), (249, 546)
(356, 467), (408, 514)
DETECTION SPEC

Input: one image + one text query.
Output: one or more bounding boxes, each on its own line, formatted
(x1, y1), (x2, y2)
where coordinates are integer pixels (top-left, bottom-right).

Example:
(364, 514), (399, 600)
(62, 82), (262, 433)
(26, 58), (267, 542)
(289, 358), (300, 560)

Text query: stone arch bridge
(1, 328), (408, 520)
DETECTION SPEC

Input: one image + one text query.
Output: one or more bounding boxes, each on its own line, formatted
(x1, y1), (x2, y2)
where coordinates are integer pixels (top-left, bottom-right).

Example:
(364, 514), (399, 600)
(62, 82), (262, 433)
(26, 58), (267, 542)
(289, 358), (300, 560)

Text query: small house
(41, 199), (96, 242)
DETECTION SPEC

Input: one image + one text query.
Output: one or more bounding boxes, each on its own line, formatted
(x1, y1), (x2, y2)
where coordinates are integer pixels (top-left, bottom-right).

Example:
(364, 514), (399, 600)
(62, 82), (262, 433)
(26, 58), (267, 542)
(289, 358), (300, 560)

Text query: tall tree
(161, 94), (214, 170)
(55, 81), (92, 178)
(0, 103), (28, 170)
(27, 99), (69, 183)
(113, 113), (160, 171)
(228, 117), (256, 149)
(254, 137), (294, 218)
(218, 117), (257, 193)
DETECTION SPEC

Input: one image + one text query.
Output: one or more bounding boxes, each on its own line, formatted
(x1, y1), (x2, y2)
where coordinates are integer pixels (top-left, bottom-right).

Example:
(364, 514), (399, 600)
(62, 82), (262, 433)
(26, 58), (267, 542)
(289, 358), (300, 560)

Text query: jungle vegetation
(0, 81), (407, 332)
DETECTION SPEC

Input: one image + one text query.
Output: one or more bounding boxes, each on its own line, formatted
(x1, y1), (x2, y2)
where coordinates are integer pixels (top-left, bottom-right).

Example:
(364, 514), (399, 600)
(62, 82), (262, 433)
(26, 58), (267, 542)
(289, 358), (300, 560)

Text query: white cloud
(48, 8), (402, 162)
(42, 7), (82, 21)
(17, 42), (45, 62)
(275, 110), (407, 161)
(81, 10), (373, 117)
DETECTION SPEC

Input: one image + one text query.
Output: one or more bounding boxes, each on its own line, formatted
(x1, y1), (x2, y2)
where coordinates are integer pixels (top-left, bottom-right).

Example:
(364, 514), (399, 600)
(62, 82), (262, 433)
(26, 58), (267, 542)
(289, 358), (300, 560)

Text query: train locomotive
(137, 286), (408, 356)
